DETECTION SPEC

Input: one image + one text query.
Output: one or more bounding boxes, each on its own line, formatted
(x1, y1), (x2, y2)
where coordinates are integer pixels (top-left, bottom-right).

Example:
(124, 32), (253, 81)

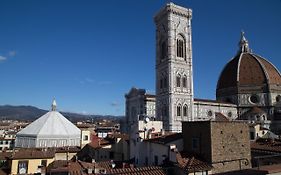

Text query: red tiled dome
(217, 33), (281, 91)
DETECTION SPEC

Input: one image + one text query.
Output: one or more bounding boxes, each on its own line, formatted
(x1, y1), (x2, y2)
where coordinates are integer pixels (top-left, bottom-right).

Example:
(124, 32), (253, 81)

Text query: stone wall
(182, 121), (251, 174)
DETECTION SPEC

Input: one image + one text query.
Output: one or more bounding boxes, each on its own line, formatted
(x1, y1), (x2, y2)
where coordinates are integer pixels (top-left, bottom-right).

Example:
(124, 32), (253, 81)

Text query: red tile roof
(11, 148), (55, 159)
(107, 166), (166, 175)
(145, 133), (182, 144)
(214, 112), (231, 121)
(251, 141), (281, 153)
(176, 152), (212, 173)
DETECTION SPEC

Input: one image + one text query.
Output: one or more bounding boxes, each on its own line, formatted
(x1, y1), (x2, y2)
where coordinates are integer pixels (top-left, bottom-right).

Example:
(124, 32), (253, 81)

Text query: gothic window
(176, 75), (181, 87)
(183, 105), (188, 116)
(161, 41), (167, 60)
(162, 106), (165, 117)
(177, 35), (185, 58)
(160, 79), (163, 89)
(276, 95), (281, 102)
(177, 104), (181, 116)
(164, 77), (168, 88)
(182, 75), (187, 88)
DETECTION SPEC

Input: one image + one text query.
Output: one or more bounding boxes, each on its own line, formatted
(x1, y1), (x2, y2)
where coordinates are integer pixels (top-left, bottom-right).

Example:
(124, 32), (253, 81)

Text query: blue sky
(0, 0), (280, 115)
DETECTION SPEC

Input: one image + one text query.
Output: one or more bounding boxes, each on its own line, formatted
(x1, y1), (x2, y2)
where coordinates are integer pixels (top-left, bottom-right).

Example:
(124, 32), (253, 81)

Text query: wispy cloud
(85, 78), (94, 83)
(0, 50), (17, 62)
(79, 77), (95, 85)
(8, 50), (16, 57)
(110, 102), (119, 107)
(0, 56), (7, 61)
(99, 81), (112, 85)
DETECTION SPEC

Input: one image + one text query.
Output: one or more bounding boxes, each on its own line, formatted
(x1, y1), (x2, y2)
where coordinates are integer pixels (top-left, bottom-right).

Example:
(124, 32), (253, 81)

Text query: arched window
(177, 35), (185, 58)
(160, 78), (163, 89)
(182, 75), (187, 88)
(177, 104), (181, 116)
(176, 75), (181, 87)
(164, 77), (168, 88)
(183, 105), (188, 116)
(161, 41), (167, 60)
(276, 95), (281, 102)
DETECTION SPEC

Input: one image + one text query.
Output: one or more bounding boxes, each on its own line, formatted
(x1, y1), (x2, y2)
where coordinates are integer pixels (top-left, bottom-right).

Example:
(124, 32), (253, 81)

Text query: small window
(164, 77), (168, 88)
(176, 75), (181, 87)
(41, 160), (47, 167)
(161, 41), (167, 60)
(228, 112), (232, 117)
(18, 161), (28, 174)
(109, 152), (114, 159)
(182, 76), (187, 88)
(177, 105), (181, 116)
(249, 95), (259, 104)
(183, 105), (188, 116)
(207, 110), (213, 117)
(177, 38), (185, 58)
(160, 79), (163, 89)
(276, 95), (281, 102)
(192, 138), (200, 150)
(154, 156), (158, 165)
(84, 135), (89, 141)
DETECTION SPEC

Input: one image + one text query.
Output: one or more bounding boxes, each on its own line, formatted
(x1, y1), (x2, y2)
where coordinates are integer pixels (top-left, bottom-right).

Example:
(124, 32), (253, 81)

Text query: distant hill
(0, 105), (123, 122)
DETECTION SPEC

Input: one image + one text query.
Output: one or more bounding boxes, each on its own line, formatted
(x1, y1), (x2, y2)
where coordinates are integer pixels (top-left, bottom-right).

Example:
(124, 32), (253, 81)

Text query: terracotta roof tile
(0, 152), (12, 160)
(214, 112), (231, 121)
(217, 52), (281, 90)
(145, 133), (182, 144)
(11, 148), (55, 159)
(107, 166), (166, 175)
(251, 141), (281, 153)
(176, 152), (212, 172)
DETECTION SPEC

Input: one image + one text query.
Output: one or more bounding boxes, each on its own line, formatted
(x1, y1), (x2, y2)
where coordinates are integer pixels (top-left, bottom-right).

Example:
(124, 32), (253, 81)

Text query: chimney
(122, 162), (126, 169)
(161, 129), (165, 136)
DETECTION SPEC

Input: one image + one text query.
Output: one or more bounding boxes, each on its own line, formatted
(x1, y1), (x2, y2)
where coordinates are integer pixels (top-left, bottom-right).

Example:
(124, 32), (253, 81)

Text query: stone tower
(154, 3), (193, 132)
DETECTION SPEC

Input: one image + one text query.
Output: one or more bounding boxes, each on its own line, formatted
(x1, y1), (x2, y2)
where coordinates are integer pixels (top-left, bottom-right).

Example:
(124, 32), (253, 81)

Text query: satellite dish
(145, 117), (150, 123)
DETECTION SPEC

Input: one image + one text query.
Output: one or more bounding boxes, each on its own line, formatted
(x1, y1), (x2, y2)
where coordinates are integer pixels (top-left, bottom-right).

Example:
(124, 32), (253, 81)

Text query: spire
(51, 99), (57, 111)
(239, 31), (250, 53)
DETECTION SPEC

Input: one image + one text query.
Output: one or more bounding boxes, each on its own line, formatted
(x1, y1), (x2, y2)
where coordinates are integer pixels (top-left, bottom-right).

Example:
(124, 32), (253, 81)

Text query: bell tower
(154, 3), (194, 132)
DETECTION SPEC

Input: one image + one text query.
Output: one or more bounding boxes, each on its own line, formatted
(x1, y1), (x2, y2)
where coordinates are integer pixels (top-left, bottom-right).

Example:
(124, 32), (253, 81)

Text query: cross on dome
(239, 31), (250, 53)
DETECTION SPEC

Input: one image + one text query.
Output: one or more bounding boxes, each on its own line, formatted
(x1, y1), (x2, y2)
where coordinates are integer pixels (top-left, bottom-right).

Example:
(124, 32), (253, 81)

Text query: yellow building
(9, 148), (55, 174)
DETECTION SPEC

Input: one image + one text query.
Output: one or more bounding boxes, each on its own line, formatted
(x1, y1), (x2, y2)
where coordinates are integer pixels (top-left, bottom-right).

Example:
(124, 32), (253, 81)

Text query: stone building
(125, 87), (156, 133)
(152, 3), (240, 132)
(182, 121), (251, 174)
(125, 2), (280, 134)
(154, 3), (194, 133)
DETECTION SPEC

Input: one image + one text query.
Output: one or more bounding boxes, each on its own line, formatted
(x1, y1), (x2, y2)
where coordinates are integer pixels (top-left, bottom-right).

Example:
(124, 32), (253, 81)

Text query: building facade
(125, 87), (156, 133)
(154, 3), (194, 132)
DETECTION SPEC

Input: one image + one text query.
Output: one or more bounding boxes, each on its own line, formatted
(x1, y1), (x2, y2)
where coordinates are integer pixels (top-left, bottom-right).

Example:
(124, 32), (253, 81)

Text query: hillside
(0, 105), (123, 122)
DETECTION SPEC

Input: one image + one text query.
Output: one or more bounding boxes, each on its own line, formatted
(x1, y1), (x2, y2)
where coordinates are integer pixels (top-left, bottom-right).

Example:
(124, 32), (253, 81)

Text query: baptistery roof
(217, 32), (281, 91)
(16, 100), (81, 138)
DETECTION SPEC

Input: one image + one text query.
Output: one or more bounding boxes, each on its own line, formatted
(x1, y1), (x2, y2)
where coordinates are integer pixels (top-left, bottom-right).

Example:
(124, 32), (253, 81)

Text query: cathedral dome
(217, 32), (281, 92)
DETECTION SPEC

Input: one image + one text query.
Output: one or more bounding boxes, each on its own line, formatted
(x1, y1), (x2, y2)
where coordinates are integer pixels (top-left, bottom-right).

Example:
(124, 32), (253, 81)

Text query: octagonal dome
(217, 32), (281, 92)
